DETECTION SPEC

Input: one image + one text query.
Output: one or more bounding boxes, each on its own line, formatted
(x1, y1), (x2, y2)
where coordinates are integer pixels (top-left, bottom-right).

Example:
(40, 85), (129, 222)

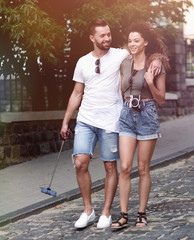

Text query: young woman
(111, 22), (170, 229)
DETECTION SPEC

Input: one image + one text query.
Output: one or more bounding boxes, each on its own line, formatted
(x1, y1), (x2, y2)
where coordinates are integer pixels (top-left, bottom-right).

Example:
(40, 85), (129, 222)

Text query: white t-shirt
(73, 48), (129, 132)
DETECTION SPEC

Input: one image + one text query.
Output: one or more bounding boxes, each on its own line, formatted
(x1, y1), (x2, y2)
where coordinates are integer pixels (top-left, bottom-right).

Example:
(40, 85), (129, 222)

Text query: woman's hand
(144, 67), (166, 106)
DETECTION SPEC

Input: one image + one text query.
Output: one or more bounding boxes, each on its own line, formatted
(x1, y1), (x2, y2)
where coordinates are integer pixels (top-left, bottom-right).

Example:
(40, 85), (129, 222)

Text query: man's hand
(60, 123), (70, 140)
(149, 58), (162, 76)
(144, 67), (154, 86)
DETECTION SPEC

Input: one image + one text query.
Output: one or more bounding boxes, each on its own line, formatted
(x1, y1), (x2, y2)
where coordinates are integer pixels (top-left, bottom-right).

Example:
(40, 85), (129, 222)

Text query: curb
(0, 146), (194, 227)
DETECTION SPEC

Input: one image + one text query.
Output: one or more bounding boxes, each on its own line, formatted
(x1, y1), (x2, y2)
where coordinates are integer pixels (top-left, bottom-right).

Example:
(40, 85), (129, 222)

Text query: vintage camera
(129, 95), (141, 110)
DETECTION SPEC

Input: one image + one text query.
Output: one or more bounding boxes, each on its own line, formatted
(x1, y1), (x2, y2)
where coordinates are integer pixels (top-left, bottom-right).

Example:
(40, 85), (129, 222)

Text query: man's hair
(88, 19), (108, 35)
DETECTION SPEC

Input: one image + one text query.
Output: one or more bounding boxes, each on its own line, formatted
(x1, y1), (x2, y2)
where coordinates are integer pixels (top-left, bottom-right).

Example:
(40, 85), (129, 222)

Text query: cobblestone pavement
(0, 155), (193, 240)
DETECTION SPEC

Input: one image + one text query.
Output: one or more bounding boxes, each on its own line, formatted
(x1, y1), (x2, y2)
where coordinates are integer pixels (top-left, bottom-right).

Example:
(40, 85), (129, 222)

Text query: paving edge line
(0, 146), (194, 227)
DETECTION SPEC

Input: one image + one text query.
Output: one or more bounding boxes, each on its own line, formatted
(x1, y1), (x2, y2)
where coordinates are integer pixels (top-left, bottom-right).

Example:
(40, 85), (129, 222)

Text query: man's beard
(96, 41), (111, 51)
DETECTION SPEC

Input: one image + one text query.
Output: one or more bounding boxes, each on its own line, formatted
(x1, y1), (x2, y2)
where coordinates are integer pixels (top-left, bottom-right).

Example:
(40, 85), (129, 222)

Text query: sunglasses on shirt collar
(95, 59), (100, 74)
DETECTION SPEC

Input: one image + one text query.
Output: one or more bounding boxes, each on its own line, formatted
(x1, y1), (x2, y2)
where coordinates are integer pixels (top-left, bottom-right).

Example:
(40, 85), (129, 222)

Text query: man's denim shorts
(73, 121), (120, 161)
(119, 100), (161, 140)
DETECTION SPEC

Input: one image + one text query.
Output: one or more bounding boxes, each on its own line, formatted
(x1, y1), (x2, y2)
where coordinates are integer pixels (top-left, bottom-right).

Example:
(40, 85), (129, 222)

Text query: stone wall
(166, 29), (187, 93)
(157, 28), (194, 120)
(157, 85), (194, 121)
(0, 119), (75, 169)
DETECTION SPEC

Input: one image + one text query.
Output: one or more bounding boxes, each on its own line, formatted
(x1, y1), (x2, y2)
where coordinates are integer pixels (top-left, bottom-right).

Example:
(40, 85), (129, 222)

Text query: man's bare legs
(101, 161), (118, 217)
(75, 153), (118, 229)
(75, 154), (118, 216)
(75, 154), (92, 216)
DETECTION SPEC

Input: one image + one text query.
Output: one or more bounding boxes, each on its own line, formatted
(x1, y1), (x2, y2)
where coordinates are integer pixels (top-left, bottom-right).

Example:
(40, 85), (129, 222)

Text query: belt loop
(125, 100), (130, 107)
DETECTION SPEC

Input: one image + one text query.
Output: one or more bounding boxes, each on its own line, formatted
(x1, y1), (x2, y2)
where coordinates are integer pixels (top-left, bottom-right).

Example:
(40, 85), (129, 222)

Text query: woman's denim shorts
(73, 121), (120, 161)
(119, 100), (161, 140)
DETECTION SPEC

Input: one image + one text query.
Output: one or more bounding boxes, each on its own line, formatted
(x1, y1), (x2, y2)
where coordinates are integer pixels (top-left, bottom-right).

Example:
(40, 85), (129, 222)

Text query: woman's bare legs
(111, 136), (137, 227)
(136, 139), (157, 226)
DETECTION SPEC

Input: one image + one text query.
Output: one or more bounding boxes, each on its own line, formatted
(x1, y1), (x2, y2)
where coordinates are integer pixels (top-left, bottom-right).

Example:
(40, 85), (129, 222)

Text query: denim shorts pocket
(119, 107), (129, 122)
(144, 105), (159, 123)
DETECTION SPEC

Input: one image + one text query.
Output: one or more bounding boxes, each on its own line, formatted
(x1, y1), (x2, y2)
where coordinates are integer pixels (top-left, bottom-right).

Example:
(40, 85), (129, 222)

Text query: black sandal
(135, 212), (147, 226)
(111, 212), (128, 229)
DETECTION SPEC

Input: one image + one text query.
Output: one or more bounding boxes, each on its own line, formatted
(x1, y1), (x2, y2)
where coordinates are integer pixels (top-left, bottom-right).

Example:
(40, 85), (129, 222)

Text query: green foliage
(71, 0), (193, 37)
(0, 0), (193, 111)
(1, 0), (193, 64)
(1, 0), (65, 64)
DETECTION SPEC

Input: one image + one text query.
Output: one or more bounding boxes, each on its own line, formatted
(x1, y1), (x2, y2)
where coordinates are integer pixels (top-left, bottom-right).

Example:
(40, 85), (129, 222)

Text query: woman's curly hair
(127, 22), (170, 70)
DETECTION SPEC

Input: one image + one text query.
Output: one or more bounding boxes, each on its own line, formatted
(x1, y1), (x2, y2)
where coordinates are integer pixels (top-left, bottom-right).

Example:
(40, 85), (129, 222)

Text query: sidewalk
(0, 114), (194, 227)
(0, 150), (193, 239)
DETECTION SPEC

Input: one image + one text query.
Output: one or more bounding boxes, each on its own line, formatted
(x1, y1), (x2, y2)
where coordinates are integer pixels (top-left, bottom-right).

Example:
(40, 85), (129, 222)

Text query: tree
(0, 0), (193, 111)
(0, 0), (65, 110)
(61, 0), (193, 107)
(70, 0), (193, 45)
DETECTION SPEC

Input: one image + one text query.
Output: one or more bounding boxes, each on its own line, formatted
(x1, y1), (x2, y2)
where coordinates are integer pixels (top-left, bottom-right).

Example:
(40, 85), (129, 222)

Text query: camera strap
(130, 61), (146, 96)
(123, 60), (146, 95)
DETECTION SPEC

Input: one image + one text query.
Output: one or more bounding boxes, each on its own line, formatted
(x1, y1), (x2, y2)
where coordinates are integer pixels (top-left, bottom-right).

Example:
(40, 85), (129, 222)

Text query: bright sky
(184, 0), (194, 38)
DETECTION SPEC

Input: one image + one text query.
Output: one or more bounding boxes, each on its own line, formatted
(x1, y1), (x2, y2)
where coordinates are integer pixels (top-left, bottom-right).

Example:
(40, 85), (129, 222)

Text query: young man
(60, 19), (162, 229)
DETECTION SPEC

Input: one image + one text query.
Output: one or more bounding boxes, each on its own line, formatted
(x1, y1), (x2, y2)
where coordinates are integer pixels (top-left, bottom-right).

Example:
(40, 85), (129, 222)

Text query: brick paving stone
(0, 155), (193, 240)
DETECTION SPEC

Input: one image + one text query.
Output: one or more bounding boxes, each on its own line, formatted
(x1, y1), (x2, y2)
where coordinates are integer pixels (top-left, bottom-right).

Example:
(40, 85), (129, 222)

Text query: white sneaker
(97, 215), (112, 229)
(74, 209), (95, 228)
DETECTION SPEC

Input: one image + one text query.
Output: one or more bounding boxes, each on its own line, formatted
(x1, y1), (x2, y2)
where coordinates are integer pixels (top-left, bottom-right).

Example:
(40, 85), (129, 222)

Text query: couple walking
(60, 18), (169, 229)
